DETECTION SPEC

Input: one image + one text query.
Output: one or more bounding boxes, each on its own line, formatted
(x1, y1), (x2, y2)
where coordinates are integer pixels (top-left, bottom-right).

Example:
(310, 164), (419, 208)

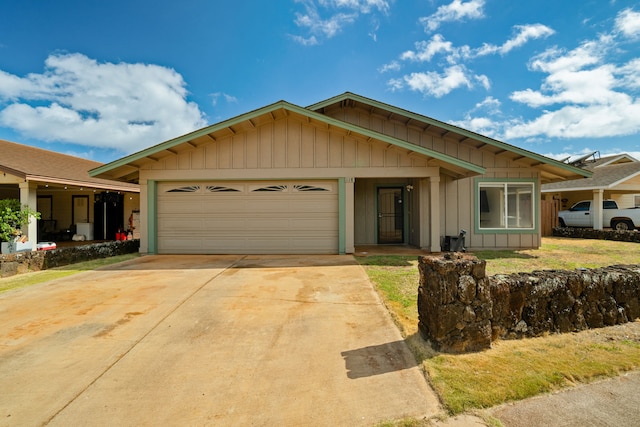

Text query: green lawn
(0, 253), (140, 294)
(357, 237), (640, 417)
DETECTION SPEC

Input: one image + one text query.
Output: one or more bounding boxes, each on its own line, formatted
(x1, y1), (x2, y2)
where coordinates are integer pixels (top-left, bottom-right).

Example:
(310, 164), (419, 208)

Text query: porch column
(419, 179), (429, 250)
(139, 179), (149, 254)
(344, 177), (355, 254)
(19, 181), (38, 251)
(429, 176), (441, 252)
(592, 189), (604, 230)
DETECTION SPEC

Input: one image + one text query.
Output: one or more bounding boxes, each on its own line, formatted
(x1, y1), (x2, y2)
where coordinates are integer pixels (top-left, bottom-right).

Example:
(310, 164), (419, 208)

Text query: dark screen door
(377, 187), (404, 244)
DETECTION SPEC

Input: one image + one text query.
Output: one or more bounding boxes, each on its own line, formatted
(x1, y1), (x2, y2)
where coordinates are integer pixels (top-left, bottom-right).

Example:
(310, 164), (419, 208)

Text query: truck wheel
(558, 218), (566, 227)
(612, 220), (634, 231)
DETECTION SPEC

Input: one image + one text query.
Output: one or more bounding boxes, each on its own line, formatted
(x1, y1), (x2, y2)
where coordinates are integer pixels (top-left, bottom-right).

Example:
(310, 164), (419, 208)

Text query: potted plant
(0, 199), (40, 254)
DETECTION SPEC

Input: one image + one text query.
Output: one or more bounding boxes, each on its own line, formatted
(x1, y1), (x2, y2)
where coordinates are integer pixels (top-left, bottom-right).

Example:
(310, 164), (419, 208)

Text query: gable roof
(587, 154), (637, 169)
(90, 92), (591, 184)
(309, 92), (591, 183)
(542, 154), (640, 192)
(0, 139), (139, 192)
(90, 99), (485, 182)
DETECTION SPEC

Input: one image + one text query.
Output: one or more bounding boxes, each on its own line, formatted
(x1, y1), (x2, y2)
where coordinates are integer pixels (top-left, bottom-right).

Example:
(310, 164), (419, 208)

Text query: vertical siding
(218, 137), (232, 169)
(259, 125), (272, 168)
(344, 137), (357, 167)
(178, 152), (190, 170)
(315, 128), (329, 168)
(273, 120), (287, 168)
(329, 133), (343, 168)
(146, 106), (548, 250)
(246, 131), (258, 169)
(232, 134), (245, 169)
(301, 126), (315, 168)
(152, 115), (433, 173)
(287, 121), (301, 168)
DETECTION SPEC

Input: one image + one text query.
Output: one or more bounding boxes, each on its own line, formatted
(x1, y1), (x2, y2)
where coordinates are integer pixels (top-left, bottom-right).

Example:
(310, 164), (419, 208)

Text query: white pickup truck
(558, 200), (640, 230)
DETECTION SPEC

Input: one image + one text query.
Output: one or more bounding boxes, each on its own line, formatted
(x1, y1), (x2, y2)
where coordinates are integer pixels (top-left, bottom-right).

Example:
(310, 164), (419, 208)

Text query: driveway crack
(44, 256), (247, 425)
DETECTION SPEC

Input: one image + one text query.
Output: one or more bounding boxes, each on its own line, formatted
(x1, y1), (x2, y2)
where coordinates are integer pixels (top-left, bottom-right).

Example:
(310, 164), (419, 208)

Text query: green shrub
(0, 199), (40, 242)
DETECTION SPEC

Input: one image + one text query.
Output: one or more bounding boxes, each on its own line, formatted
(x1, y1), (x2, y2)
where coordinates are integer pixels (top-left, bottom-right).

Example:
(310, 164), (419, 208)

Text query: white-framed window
(477, 181), (535, 231)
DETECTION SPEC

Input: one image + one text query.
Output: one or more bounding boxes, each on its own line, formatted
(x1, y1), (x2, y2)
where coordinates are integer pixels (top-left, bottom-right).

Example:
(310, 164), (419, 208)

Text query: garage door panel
(289, 218), (336, 230)
(158, 202), (206, 214)
(200, 201), (251, 212)
(157, 180), (339, 254)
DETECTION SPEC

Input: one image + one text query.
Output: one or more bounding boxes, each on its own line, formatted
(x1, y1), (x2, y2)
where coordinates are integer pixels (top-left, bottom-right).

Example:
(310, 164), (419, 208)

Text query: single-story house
(542, 152), (640, 230)
(90, 92), (590, 255)
(0, 139), (140, 251)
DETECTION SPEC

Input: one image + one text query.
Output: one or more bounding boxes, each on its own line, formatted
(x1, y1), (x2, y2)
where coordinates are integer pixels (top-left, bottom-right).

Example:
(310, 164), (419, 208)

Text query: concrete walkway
(0, 255), (441, 426)
(488, 370), (640, 427)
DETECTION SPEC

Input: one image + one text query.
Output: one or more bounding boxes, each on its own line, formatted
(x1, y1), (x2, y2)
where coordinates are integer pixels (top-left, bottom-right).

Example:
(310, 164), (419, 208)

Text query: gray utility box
(441, 235), (465, 252)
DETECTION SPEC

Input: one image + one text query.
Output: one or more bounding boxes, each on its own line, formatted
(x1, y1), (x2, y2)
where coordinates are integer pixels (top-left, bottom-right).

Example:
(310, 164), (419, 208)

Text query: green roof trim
(90, 102), (291, 177)
(91, 98), (486, 177)
(308, 92), (592, 179)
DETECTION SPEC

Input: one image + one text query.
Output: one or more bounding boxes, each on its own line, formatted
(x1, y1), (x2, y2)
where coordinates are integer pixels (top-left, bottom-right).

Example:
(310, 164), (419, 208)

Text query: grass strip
(356, 237), (640, 415)
(0, 253), (140, 294)
(424, 332), (640, 414)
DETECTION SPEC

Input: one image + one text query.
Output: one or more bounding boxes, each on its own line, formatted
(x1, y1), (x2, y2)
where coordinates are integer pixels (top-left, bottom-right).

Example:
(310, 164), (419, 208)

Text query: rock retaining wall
(553, 227), (640, 243)
(418, 253), (640, 353)
(0, 240), (140, 278)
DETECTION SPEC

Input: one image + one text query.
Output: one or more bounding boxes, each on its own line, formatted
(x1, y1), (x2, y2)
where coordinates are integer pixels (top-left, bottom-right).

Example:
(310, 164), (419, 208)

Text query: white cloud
(397, 65), (474, 97)
(210, 92), (238, 106)
(528, 36), (611, 74)
(378, 60), (401, 73)
(618, 58), (640, 89)
(475, 74), (491, 90)
(321, 0), (391, 14)
(450, 12), (640, 144)
(419, 0), (485, 33)
(295, 8), (357, 39)
(385, 22), (554, 97)
(475, 96), (501, 112)
(450, 115), (500, 138)
(503, 26), (640, 141)
(291, 35), (319, 46)
(615, 8), (640, 38)
(0, 53), (206, 153)
(504, 100), (640, 140)
(292, 0), (391, 44)
(476, 24), (555, 56)
(368, 19), (380, 41)
(399, 25), (554, 67)
(400, 35), (456, 62)
(449, 96), (504, 137)
(510, 64), (623, 107)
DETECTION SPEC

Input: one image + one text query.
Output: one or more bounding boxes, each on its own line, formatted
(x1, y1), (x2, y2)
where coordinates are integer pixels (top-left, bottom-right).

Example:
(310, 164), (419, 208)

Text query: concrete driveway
(0, 255), (440, 426)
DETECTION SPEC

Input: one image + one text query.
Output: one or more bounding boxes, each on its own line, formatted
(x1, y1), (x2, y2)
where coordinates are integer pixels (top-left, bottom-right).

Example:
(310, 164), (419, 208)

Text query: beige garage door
(156, 180), (339, 254)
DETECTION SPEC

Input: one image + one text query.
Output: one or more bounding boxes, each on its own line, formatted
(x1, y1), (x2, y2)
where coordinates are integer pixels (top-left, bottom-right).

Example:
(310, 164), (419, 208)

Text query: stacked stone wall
(553, 227), (640, 243)
(0, 240), (140, 278)
(418, 253), (640, 353)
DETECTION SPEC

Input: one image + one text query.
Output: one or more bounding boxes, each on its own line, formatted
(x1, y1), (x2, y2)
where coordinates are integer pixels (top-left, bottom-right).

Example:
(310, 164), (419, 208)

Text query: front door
(377, 187), (404, 244)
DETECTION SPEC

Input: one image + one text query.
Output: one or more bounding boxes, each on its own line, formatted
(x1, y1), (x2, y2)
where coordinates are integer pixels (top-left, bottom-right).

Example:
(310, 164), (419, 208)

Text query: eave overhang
(309, 92), (592, 184)
(90, 100), (486, 182)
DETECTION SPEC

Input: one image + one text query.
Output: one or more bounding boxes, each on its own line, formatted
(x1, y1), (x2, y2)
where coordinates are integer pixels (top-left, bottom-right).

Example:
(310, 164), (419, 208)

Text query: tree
(0, 199), (41, 243)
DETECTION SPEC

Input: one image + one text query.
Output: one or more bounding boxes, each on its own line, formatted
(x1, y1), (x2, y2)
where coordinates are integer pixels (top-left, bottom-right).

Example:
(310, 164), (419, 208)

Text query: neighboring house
(542, 153), (640, 230)
(0, 139), (140, 249)
(90, 92), (590, 255)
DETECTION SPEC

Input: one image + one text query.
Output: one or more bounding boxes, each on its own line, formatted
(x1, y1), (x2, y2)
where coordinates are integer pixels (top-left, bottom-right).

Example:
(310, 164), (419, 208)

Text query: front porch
(354, 244), (433, 256)
(351, 177), (441, 253)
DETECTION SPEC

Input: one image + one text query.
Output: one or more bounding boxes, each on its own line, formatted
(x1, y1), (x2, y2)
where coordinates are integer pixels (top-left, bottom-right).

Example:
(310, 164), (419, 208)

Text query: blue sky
(1, 0), (639, 164)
